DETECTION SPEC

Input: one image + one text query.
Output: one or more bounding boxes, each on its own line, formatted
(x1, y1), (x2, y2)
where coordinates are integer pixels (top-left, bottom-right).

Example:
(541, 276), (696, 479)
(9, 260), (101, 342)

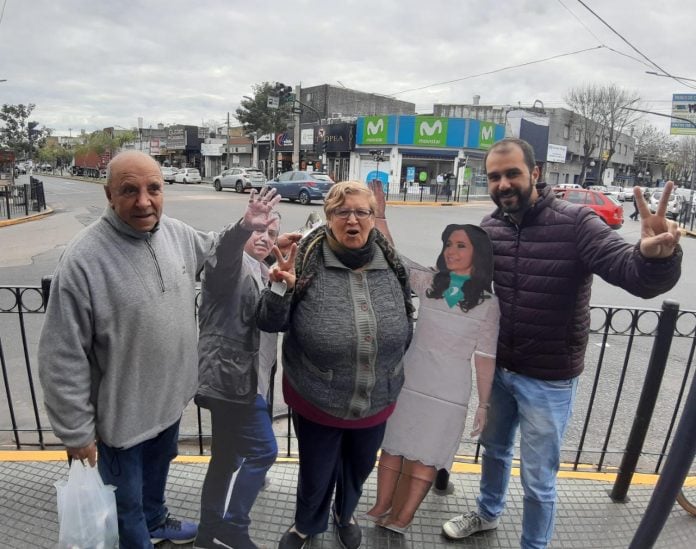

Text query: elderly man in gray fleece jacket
(38, 151), (277, 549)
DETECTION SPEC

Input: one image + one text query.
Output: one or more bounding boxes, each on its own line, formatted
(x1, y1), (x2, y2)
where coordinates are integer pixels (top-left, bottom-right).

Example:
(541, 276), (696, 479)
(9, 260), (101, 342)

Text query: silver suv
(213, 167), (267, 193)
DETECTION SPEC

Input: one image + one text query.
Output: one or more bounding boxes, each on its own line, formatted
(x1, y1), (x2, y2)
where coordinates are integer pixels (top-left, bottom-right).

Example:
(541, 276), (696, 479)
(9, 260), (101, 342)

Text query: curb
(0, 207), (54, 228)
(1, 450), (684, 486)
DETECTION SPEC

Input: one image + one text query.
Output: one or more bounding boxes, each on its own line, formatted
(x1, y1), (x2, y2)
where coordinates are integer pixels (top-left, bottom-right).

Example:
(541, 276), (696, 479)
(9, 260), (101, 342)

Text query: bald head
(104, 150), (165, 232)
(106, 151), (161, 188)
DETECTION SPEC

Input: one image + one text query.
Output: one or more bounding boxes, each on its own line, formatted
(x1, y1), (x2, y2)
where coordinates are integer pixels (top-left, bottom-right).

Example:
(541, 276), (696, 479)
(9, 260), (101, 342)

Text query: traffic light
(322, 140), (328, 154)
(27, 121), (40, 141)
(274, 82), (294, 105)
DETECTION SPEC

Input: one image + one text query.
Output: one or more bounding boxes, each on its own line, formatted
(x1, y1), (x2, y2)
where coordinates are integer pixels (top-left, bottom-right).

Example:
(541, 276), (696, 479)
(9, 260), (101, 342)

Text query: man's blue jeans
(199, 395), (277, 537)
(477, 368), (578, 549)
(97, 419), (180, 549)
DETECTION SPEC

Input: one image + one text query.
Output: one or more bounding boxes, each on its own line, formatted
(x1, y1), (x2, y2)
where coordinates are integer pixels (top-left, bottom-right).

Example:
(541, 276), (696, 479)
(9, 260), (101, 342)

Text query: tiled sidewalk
(0, 458), (694, 548)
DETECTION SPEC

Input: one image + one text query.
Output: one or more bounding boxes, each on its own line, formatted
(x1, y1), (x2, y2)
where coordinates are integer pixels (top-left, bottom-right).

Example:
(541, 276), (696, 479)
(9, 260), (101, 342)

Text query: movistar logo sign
(419, 120), (443, 136)
(479, 122), (496, 149)
(362, 116), (388, 144)
(414, 116), (448, 146)
(367, 119), (384, 135)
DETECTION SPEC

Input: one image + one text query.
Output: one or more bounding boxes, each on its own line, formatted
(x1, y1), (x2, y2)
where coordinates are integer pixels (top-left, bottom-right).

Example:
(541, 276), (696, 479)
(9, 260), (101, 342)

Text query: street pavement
(1, 454), (695, 548)
(2, 176), (696, 547)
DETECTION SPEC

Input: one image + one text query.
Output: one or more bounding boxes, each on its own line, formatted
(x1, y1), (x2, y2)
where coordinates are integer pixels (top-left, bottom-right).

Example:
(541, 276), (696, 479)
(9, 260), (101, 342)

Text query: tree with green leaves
(37, 141), (73, 171)
(73, 129), (136, 158)
(0, 103), (51, 160)
(235, 82), (293, 176)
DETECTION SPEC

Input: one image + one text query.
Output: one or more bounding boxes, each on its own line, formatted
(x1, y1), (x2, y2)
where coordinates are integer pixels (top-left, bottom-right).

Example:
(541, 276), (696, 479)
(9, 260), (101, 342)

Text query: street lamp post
(226, 111), (231, 170)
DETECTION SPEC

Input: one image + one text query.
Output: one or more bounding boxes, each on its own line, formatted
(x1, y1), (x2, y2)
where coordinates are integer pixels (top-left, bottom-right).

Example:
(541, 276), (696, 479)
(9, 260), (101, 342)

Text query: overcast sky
(0, 0), (694, 136)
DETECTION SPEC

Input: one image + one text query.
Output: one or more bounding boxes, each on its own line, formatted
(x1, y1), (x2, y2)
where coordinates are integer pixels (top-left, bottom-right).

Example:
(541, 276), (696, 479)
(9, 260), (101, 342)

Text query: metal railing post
(610, 300), (679, 501)
(628, 365), (696, 548)
(4, 186), (11, 219)
(23, 184), (29, 215)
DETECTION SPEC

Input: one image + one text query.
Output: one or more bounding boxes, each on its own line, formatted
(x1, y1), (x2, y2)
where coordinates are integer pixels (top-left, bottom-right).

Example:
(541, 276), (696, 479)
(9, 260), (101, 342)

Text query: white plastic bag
(54, 460), (119, 549)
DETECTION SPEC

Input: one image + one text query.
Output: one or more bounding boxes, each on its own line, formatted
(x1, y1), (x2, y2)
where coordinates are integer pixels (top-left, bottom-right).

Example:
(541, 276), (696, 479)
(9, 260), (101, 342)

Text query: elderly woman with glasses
(257, 180), (415, 549)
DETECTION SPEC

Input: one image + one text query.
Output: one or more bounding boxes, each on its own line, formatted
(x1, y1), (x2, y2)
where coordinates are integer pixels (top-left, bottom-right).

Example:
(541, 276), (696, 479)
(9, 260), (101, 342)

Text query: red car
(553, 188), (624, 229)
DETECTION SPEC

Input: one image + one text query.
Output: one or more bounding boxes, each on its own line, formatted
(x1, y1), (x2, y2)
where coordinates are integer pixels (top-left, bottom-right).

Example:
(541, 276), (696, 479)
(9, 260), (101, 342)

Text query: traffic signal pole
(292, 85), (301, 170)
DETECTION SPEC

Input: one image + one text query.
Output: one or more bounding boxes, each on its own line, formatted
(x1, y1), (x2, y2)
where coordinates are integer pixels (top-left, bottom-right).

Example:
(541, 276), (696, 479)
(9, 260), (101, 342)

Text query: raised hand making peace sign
(633, 180), (681, 259)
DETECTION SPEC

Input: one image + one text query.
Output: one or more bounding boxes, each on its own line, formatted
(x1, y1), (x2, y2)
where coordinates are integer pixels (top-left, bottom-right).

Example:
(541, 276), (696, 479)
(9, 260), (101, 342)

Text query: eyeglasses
(332, 208), (374, 220)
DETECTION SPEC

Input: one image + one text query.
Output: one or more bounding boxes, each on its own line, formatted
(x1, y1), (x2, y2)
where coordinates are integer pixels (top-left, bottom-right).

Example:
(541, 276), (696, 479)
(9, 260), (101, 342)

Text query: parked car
(161, 166), (178, 184)
(649, 190), (681, 220)
(174, 168), (201, 184)
(553, 187), (624, 229)
(555, 183), (582, 189)
(214, 167), (267, 192)
(604, 185), (624, 201)
(620, 187), (634, 201)
(267, 171), (335, 205)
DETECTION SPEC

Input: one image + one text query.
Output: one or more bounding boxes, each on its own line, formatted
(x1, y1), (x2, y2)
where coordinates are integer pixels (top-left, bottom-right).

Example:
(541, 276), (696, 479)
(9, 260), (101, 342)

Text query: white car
(621, 187), (634, 201)
(174, 168), (202, 184)
(160, 166), (178, 184)
(604, 185), (623, 201)
(214, 167), (267, 193)
(648, 190), (681, 220)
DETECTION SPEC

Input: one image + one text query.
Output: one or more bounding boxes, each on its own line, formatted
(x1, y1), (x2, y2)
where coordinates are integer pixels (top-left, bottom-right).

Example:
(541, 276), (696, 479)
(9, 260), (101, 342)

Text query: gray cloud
(0, 0), (693, 134)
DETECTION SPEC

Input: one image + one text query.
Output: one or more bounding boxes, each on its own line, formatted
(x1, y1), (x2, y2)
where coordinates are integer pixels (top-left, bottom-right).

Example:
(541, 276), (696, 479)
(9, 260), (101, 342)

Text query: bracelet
(478, 403), (490, 409)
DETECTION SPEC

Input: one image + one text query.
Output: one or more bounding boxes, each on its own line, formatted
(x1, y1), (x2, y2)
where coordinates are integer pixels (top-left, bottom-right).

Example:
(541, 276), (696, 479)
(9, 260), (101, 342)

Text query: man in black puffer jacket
(442, 138), (682, 549)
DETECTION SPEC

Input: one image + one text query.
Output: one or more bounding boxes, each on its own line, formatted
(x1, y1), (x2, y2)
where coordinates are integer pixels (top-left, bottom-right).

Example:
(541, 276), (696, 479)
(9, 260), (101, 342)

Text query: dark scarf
(325, 227), (376, 270)
(295, 226), (415, 319)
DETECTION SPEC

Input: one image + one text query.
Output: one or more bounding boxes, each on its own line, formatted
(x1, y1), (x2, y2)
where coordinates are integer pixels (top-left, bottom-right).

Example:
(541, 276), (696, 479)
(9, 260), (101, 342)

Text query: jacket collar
(322, 240), (389, 270)
(102, 206), (161, 240)
(491, 187), (554, 226)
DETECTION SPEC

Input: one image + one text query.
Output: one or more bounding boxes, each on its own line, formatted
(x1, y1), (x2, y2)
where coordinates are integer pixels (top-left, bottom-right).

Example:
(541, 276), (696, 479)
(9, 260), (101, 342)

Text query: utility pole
(292, 84), (301, 170)
(226, 112), (230, 170)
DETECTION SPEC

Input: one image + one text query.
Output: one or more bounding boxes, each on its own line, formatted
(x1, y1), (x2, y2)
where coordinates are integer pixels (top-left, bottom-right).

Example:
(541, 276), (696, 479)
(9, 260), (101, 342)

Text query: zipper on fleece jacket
(145, 238), (165, 292)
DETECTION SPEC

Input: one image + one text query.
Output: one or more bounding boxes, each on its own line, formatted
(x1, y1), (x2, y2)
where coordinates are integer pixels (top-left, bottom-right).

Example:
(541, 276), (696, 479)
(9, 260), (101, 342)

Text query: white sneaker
(442, 510), (498, 540)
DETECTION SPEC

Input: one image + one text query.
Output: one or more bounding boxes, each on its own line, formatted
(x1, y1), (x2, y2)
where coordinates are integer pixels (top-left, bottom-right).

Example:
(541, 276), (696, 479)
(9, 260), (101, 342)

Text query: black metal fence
(0, 177), (47, 220)
(384, 182), (490, 203)
(1, 281), (695, 484)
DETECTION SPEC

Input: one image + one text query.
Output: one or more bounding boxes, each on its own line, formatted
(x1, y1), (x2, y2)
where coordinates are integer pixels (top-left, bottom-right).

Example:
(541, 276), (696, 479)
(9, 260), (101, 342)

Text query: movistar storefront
(351, 115), (505, 195)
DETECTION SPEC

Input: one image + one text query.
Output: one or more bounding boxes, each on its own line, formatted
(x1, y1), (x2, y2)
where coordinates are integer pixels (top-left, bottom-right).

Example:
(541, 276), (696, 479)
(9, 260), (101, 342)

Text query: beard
(490, 177), (535, 215)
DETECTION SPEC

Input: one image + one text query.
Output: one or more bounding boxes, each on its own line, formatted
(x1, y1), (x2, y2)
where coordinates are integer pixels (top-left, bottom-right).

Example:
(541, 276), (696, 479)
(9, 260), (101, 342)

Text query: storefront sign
(362, 116), (389, 144)
(167, 128), (186, 150)
(201, 143), (223, 156)
(547, 143), (567, 163)
(413, 116), (448, 147)
(314, 123), (354, 152)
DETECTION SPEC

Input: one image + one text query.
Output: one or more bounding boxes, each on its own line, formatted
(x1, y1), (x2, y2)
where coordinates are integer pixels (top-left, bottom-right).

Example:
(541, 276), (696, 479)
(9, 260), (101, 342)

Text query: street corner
(0, 207), (54, 228)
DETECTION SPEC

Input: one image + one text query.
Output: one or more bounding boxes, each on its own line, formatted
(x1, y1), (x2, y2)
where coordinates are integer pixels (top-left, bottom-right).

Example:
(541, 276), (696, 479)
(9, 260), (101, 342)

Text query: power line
(556, 0), (603, 43)
(388, 46), (603, 97)
(0, 0), (6, 27)
(574, 0), (696, 91)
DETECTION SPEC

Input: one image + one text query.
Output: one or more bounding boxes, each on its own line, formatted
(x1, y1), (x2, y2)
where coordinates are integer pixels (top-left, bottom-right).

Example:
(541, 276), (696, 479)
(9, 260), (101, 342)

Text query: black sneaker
(332, 508), (361, 549)
(278, 526), (308, 549)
